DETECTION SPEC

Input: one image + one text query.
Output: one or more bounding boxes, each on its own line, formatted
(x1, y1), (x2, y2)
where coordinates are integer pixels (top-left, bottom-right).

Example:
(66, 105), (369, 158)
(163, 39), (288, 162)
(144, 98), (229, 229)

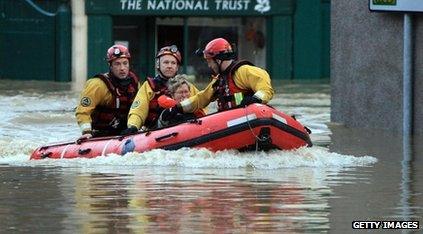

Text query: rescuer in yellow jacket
(121, 45), (202, 134)
(75, 45), (140, 139)
(160, 38), (274, 120)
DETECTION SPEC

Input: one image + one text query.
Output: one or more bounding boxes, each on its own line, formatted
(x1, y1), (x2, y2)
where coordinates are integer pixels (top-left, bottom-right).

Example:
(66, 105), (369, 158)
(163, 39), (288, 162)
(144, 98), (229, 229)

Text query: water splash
(0, 147), (377, 170)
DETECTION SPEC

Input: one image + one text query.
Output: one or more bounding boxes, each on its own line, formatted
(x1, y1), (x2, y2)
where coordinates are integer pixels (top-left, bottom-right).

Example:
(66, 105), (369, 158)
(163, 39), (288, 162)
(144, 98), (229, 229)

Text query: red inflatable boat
(30, 104), (312, 160)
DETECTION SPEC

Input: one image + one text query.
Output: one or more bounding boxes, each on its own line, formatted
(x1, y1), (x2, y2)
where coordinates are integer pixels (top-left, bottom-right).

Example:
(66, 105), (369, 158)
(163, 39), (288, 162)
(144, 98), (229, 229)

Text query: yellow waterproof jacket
(180, 64), (274, 113)
(127, 80), (203, 129)
(75, 75), (140, 134)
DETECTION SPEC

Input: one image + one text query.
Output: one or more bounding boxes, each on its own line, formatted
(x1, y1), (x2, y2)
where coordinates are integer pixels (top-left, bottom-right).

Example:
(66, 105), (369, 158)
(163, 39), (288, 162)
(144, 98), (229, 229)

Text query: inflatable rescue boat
(30, 104), (312, 160)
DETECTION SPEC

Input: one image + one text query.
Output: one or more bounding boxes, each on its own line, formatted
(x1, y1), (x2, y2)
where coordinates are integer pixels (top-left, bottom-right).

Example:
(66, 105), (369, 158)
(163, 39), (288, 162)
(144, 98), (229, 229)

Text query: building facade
(331, 0), (423, 134)
(0, 0), (71, 81)
(0, 0), (330, 82)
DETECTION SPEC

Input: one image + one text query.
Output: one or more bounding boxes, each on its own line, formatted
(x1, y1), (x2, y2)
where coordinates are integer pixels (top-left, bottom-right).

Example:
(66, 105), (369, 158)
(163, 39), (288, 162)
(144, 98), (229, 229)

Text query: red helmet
(106, 45), (131, 62)
(203, 38), (235, 60)
(156, 45), (182, 64)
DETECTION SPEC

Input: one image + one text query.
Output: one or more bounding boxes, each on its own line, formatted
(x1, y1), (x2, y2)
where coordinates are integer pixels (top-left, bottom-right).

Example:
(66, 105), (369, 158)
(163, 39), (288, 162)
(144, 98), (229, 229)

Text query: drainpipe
(401, 13), (414, 223)
(403, 13), (413, 138)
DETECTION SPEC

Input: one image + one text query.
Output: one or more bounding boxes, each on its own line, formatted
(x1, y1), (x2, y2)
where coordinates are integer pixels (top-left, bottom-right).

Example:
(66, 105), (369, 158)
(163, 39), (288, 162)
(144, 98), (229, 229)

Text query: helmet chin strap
(213, 58), (230, 75)
(157, 65), (176, 79)
(211, 59), (221, 75)
(158, 70), (173, 79)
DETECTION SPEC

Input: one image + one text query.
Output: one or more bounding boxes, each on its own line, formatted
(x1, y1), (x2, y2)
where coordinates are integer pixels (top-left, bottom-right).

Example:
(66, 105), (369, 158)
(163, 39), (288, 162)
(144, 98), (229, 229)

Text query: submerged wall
(331, 0), (423, 135)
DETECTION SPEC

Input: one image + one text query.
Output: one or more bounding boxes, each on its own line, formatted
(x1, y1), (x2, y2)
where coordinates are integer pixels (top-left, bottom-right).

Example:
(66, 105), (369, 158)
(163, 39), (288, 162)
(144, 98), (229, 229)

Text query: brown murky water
(0, 79), (421, 233)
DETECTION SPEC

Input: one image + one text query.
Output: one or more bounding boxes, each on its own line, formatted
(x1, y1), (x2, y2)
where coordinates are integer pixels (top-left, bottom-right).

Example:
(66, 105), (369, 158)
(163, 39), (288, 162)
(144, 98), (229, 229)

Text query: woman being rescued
(157, 74), (207, 128)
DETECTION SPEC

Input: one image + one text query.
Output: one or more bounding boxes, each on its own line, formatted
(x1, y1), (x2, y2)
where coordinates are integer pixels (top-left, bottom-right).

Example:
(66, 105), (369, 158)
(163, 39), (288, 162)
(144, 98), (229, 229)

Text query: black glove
(161, 106), (182, 121)
(239, 96), (262, 107)
(120, 126), (138, 135)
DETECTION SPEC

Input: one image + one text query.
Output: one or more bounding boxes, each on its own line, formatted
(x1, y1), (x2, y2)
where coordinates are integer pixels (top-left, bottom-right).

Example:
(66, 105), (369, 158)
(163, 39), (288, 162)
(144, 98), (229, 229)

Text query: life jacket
(145, 75), (170, 128)
(91, 71), (139, 136)
(213, 60), (255, 112)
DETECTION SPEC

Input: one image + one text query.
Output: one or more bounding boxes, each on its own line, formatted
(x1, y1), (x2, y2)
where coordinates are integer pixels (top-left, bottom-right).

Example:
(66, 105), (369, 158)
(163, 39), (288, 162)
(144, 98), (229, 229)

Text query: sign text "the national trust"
(120, 0), (253, 11)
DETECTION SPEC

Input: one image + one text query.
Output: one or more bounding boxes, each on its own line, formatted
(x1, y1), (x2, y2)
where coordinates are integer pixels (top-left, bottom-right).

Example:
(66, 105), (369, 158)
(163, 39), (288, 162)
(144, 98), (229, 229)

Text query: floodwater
(0, 79), (421, 233)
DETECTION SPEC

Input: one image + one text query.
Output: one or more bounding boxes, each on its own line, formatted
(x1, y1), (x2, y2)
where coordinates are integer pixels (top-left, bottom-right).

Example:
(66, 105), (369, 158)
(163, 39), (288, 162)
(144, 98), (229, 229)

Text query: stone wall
(331, 0), (423, 134)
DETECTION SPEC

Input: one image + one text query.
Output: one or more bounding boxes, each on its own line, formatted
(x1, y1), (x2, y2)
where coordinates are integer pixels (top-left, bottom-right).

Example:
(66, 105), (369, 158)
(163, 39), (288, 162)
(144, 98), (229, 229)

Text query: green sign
(86, 0), (294, 16)
(372, 0), (396, 5)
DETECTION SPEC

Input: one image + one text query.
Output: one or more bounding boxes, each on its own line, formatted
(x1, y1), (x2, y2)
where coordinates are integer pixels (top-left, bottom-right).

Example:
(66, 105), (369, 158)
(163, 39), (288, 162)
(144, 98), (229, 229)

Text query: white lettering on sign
(215, 0), (250, 10)
(120, 0), (261, 11)
(121, 0), (143, 10)
(147, 0), (210, 10)
(195, 0), (208, 10)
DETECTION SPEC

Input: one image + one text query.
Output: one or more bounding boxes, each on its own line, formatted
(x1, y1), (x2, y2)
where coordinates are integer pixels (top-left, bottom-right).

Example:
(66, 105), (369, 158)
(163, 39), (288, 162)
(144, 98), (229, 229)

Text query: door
(0, 0), (57, 80)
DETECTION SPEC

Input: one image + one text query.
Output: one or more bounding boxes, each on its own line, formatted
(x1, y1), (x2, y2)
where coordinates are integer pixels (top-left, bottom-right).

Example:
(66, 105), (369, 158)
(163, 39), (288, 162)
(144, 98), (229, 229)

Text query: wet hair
(167, 74), (190, 96)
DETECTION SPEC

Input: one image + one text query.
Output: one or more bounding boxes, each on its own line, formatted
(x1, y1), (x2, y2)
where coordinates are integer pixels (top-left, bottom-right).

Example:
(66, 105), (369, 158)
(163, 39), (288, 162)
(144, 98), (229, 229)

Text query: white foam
(0, 147), (377, 170)
(0, 84), (376, 172)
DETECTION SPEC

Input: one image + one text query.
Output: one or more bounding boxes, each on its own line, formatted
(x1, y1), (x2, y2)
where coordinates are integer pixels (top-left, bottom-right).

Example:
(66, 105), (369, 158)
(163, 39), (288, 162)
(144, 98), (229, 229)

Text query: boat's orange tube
(30, 104), (312, 160)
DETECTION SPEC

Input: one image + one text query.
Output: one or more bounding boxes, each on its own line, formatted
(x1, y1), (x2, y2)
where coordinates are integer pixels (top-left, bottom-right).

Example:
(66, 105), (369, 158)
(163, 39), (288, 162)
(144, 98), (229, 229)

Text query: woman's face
(173, 83), (191, 102)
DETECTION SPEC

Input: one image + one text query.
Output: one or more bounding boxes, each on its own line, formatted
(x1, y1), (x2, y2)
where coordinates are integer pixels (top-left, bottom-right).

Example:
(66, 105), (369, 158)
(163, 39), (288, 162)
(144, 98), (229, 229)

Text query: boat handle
(155, 132), (178, 142)
(78, 148), (91, 155)
(304, 126), (312, 134)
(41, 151), (52, 159)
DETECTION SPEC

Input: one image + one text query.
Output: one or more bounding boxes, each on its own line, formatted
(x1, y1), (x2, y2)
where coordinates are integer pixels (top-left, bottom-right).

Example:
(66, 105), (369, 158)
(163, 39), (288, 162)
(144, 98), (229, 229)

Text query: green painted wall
(293, 0), (330, 79)
(87, 15), (112, 77)
(56, 3), (72, 82)
(321, 0), (330, 78)
(267, 15), (293, 80)
(0, 0), (71, 81)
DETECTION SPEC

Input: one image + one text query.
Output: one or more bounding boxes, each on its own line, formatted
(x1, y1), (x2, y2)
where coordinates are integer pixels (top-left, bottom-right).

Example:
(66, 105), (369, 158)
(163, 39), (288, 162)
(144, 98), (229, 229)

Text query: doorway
(113, 16), (156, 79)
(156, 17), (245, 81)
(157, 25), (184, 55)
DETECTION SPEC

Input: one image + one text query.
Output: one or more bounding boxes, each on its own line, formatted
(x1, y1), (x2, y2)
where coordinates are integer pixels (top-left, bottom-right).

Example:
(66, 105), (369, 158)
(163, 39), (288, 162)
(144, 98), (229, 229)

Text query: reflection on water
(0, 166), (349, 233)
(399, 134), (420, 223)
(78, 171), (313, 233)
(0, 79), (421, 233)
(328, 126), (422, 231)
